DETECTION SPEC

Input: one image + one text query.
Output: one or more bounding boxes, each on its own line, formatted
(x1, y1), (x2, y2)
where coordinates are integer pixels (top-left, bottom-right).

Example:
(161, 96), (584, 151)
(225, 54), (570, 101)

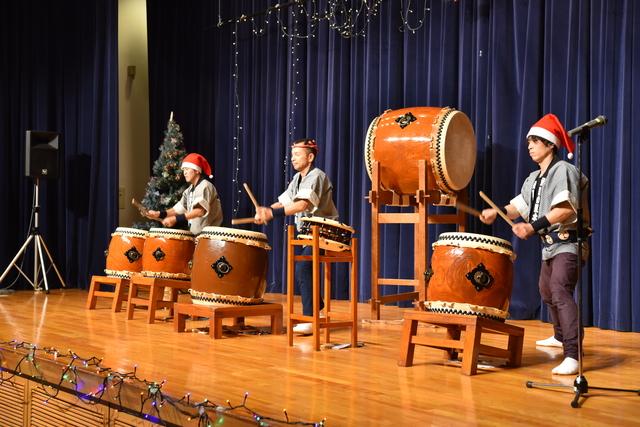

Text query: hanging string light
(324, 0), (382, 38)
(399, 0), (432, 33)
(218, 1), (441, 38)
(221, 1), (385, 40)
(231, 22), (243, 218)
(217, 0), (436, 220)
(281, 3), (304, 234)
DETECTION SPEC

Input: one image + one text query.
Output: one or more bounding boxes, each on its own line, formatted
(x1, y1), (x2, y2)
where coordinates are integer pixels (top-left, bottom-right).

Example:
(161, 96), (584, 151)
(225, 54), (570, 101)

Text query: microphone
(567, 115), (607, 137)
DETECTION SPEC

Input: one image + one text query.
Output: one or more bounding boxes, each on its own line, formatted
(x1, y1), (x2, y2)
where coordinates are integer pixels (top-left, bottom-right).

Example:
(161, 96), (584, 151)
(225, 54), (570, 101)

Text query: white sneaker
(536, 336), (563, 347)
(552, 357), (579, 375)
(293, 323), (313, 335)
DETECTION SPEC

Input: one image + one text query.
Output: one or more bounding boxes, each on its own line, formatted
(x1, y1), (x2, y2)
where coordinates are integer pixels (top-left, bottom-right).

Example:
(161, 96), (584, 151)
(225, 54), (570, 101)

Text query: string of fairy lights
(231, 22), (243, 218)
(399, 0), (433, 33)
(0, 340), (324, 426)
(285, 12), (300, 214)
(219, 1), (442, 216)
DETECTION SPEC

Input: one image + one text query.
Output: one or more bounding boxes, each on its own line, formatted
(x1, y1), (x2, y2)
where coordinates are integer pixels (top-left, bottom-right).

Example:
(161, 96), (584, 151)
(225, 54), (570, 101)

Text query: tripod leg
(35, 236), (49, 292)
(33, 234), (38, 288)
(37, 235), (66, 288)
(0, 235), (35, 284)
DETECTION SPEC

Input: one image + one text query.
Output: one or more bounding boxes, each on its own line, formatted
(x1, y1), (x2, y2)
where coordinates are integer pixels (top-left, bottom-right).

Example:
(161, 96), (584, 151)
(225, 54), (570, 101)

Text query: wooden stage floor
(0, 289), (638, 426)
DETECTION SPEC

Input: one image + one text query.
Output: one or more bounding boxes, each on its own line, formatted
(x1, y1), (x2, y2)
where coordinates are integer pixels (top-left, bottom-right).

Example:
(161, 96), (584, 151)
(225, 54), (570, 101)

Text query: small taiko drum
(364, 106), (476, 203)
(141, 228), (195, 280)
(189, 226), (271, 305)
(298, 216), (355, 252)
(104, 227), (147, 278)
(425, 232), (515, 321)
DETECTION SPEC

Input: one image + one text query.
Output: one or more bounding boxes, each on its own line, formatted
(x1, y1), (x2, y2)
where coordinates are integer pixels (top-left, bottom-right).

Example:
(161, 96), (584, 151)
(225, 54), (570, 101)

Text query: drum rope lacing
(199, 230), (269, 245)
(423, 302), (507, 322)
(364, 114), (382, 179)
(432, 108), (456, 193)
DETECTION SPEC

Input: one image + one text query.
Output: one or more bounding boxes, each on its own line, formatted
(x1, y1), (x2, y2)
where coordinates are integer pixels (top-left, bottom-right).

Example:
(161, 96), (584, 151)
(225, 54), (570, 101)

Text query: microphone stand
(525, 128), (639, 407)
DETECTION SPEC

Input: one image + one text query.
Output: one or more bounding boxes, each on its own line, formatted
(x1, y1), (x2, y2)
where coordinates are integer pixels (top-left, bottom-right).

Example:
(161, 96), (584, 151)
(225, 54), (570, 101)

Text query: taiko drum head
(297, 216), (355, 252)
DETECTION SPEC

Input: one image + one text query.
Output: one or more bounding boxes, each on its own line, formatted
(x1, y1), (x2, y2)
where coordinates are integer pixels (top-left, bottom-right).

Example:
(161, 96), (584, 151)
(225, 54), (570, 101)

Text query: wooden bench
(173, 302), (283, 339)
(398, 311), (524, 375)
(126, 275), (191, 323)
(86, 275), (129, 312)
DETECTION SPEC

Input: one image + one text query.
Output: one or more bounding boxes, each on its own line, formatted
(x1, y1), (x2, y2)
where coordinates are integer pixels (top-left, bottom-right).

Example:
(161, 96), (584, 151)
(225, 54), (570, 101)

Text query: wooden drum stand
(368, 160), (467, 319)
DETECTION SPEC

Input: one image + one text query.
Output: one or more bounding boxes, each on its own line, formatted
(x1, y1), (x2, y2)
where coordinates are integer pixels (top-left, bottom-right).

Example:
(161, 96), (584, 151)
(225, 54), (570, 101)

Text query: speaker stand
(0, 178), (66, 292)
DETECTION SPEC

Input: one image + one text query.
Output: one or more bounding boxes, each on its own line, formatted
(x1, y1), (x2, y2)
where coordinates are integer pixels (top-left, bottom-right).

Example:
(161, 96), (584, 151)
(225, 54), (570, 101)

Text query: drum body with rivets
(189, 226), (271, 305)
(104, 227), (147, 279)
(141, 228), (195, 280)
(425, 232), (515, 321)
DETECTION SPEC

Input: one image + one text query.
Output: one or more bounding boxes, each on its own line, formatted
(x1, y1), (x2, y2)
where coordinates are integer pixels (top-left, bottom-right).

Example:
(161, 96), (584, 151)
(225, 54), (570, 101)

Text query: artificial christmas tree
(134, 112), (188, 230)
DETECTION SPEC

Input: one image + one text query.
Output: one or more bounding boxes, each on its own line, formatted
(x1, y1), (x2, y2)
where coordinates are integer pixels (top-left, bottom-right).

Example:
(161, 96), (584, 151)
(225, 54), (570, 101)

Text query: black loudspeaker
(25, 130), (60, 179)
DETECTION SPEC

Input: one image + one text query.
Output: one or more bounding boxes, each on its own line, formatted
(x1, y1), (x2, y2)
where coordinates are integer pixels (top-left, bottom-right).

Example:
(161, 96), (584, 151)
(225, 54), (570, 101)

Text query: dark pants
(296, 245), (325, 316)
(538, 252), (583, 359)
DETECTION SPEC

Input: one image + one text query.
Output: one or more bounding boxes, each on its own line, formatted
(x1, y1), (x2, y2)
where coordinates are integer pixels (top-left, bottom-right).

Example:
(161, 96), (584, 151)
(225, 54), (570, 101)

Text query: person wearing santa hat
(254, 138), (339, 335)
(480, 113), (590, 376)
(148, 152), (223, 234)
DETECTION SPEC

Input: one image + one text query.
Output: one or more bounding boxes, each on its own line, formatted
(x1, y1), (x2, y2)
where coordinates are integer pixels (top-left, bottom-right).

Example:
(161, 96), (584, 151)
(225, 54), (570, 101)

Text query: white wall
(118, 0), (150, 227)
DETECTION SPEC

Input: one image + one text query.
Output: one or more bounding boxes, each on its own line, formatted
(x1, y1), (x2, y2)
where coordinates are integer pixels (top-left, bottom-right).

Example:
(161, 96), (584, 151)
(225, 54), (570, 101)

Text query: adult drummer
(480, 114), (590, 376)
(254, 138), (339, 335)
(148, 152), (223, 235)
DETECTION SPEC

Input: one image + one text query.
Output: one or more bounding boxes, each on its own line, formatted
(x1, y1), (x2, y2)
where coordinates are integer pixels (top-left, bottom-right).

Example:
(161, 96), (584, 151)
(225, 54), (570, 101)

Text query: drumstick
(478, 191), (515, 227)
(131, 198), (152, 219)
(231, 217), (256, 225)
(243, 183), (260, 211)
(455, 201), (482, 218)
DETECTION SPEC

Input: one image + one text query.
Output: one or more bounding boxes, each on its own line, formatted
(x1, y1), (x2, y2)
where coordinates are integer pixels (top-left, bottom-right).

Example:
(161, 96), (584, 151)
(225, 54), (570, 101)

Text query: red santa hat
(526, 113), (575, 159)
(181, 153), (213, 178)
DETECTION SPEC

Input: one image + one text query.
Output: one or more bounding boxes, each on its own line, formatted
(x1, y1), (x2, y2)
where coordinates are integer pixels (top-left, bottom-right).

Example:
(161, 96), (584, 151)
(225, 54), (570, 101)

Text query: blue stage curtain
(0, 0), (119, 290)
(145, 0), (639, 331)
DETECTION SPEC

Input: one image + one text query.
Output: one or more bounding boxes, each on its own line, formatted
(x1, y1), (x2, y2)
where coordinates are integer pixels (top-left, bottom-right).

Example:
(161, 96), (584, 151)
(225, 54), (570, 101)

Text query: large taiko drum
(364, 107), (476, 201)
(141, 228), (195, 280)
(425, 232), (515, 321)
(298, 216), (355, 252)
(104, 227), (147, 278)
(189, 226), (271, 305)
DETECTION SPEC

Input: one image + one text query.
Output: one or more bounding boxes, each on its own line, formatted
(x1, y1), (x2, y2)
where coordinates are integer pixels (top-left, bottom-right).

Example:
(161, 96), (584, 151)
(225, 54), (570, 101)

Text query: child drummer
(254, 138), (339, 335)
(148, 153), (223, 235)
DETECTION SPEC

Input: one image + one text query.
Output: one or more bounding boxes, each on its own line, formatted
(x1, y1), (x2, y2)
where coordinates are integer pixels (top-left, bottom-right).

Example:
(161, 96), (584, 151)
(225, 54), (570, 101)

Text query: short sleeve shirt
(172, 178), (223, 235)
(277, 167), (338, 231)
(510, 160), (590, 260)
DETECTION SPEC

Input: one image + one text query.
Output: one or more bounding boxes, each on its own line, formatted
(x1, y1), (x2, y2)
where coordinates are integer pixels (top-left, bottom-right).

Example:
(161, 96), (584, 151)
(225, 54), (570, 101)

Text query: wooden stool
(126, 275), (191, 323)
(286, 224), (358, 351)
(86, 275), (129, 312)
(398, 311), (524, 376)
(173, 302), (283, 339)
